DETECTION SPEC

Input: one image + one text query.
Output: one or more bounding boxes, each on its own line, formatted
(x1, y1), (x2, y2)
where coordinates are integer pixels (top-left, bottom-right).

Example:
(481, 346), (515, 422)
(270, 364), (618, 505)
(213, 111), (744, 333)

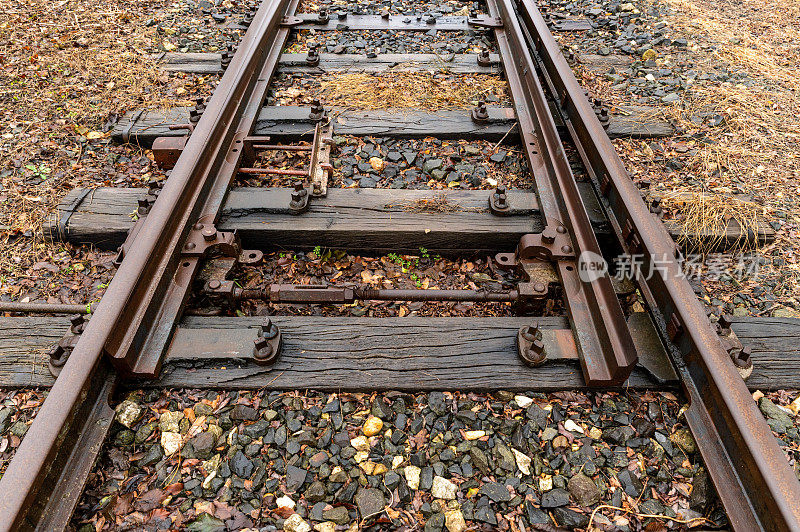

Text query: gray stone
(231, 450), (253, 478)
(230, 404), (258, 421)
(355, 487), (386, 518)
(286, 465), (308, 491)
(567, 473), (600, 506)
(759, 398), (794, 433)
(305, 480), (326, 502)
(479, 482), (511, 502)
(323, 505), (350, 524)
(190, 432), (216, 459)
(540, 488), (570, 508)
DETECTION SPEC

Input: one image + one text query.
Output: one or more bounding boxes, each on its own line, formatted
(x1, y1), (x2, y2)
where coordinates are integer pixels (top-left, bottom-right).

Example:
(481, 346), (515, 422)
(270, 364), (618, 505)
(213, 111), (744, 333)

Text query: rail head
(511, 0), (800, 528)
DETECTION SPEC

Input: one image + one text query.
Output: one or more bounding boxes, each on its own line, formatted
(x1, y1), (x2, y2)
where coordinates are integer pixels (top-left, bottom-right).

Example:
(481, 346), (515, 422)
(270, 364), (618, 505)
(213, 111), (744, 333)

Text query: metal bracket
(280, 15), (304, 26)
(57, 188), (92, 239)
(114, 187), (161, 267)
(517, 323), (546, 366)
(309, 120), (334, 197)
(716, 314), (753, 380)
(253, 318), (282, 365)
(48, 315), (87, 377)
(468, 16), (504, 28)
(182, 223), (240, 258)
(489, 185), (511, 215)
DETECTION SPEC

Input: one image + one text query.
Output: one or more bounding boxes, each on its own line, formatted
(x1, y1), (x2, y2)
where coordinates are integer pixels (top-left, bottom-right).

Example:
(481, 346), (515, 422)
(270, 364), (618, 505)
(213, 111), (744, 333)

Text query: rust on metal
(511, 0), (800, 527)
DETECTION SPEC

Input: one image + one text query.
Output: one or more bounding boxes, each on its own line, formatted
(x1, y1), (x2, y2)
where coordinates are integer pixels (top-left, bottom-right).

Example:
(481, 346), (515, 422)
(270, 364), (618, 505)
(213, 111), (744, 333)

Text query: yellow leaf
(86, 131), (107, 140)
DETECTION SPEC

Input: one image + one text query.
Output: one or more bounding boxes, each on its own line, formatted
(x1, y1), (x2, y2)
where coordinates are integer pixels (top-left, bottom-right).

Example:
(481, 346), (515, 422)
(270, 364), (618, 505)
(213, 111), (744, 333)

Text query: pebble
(355, 487), (385, 518)
(405, 465), (422, 489)
(431, 476), (457, 500)
(284, 513), (311, 532)
(362, 416), (383, 436)
(160, 431), (182, 455)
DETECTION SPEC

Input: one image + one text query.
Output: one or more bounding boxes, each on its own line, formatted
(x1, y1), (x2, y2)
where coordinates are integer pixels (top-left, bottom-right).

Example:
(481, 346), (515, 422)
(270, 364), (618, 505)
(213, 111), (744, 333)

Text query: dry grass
(659, 189), (765, 252)
(0, 0), (186, 296)
(387, 192), (469, 213)
(319, 72), (508, 110)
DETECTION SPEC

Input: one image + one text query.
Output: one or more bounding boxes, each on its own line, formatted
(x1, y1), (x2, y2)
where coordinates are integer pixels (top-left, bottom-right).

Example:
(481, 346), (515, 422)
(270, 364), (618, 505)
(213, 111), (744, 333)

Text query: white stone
(392, 455), (404, 469)
(512, 448), (531, 475)
(463, 430), (485, 440)
(404, 465), (421, 490)
(115, 399), (142, 428)
(564, 419), (584, 434)
(445, 508), (467, 532)
(159, 411), (183, 433)
(539, 476), (553, 491)
(514, 395), (534, 408)
(277, 495), (296, 509)
(350, 435), (370, 451)
(284, 513), (311, 532)
(160, 431), (183, 455)
(431, 476), (457, 500)
(314, 523), (336, 532)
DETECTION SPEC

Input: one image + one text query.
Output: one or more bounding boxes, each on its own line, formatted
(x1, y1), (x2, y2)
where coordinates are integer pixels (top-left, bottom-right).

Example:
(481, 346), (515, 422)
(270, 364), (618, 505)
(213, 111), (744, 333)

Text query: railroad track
(0, 0), (798, 529)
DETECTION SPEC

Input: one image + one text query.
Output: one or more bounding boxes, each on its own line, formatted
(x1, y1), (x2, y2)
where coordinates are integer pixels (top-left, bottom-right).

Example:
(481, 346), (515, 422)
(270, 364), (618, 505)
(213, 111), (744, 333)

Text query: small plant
(312, 245), (322, 257)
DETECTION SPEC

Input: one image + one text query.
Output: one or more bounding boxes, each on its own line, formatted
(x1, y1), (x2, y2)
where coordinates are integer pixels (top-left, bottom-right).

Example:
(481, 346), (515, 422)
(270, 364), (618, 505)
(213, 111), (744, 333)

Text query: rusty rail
(509, 0), (800, 527)
(1, 0), (798, 529)
(0, 0), (297, 528)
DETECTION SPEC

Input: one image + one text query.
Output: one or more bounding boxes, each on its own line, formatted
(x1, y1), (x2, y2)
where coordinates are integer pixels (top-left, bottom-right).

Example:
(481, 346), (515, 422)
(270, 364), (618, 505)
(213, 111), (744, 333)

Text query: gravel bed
(237, 138), (527, 191)
(298, 0), (485, 16)
(73, 389), (726, 531)
(287, 29), (497, 54)
(0, 389), (45, 476)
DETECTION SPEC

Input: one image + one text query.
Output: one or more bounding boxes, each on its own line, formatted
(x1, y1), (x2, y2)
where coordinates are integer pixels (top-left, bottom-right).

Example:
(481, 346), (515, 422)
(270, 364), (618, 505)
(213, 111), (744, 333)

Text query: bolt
(309, 100), (325, 120)
(733, 345), (752, 368)
(521, 323), (539, 341)
(534, 283), (546, 293)
(318, 8), (329, 23)
(254, 337), (269, 351)
(208, 280), (221, 290)
(541, 226), (557, 244)
(48, 344), (68, 367)
(478, 48), (491, 66)
(472, 100), (489, 122)
(70, 314), (85, 334)
(291, 190), (304, 203)
(306, 43), (320, 66)
(426, 15), (436, 24)
(524, 339), (547, 366)
(185, 242), (196, 250)
(260, 317), (279, 339)
(556, 225), (567, 234)
(561, 245), (572, 254)
(202, 227), (217, 241)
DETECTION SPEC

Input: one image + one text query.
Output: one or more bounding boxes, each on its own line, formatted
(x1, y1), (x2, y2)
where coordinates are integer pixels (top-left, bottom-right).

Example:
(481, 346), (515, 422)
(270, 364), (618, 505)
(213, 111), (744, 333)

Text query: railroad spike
(478, 48), (492, 66)
(471, 99), (489, 122)
(306, 43), (320, 67)
(309, 100), (325, 121)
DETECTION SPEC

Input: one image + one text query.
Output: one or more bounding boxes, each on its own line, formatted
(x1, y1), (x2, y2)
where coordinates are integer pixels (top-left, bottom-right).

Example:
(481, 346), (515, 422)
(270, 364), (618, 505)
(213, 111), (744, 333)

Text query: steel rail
(0, 1), (295, 529)
(511, 0), (800, 528)
(487, 0), (637, 385)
